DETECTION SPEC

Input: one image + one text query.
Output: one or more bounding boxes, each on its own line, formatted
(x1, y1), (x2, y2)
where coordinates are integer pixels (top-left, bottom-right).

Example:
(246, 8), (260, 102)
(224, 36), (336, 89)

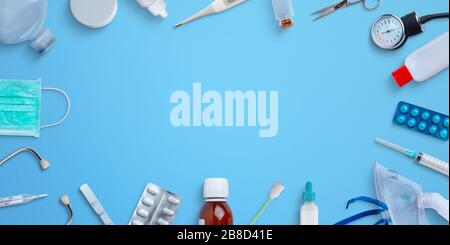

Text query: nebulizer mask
(336, 162), (449, 225)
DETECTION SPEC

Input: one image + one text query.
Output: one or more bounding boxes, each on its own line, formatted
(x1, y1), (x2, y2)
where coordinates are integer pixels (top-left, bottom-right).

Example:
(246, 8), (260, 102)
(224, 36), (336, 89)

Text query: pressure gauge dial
(371, 14), (406, 50)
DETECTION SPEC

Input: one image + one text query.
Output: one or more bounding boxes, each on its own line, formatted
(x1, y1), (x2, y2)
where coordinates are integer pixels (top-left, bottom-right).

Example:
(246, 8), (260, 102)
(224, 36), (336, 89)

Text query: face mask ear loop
(40, 87), (71, 129)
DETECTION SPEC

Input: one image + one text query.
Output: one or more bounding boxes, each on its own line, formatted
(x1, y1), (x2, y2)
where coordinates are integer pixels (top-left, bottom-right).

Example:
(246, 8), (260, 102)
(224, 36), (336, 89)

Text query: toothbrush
(174, 0), (247, 28)
(250, 182), (285, 225)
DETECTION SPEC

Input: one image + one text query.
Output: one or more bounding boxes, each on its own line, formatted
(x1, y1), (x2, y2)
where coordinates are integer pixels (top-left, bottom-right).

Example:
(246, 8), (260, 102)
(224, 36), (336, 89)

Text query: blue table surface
(0, 0), (448, 225)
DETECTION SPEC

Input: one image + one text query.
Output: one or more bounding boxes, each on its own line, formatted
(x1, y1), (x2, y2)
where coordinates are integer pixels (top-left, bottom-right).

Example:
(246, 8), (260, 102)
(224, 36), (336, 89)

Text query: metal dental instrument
(312, 0), (381, 21)
(0, 147), (50, 170)
(376, 138), (449, 176)
(174, 0), (247, 28)
(0, 194), (48, 208)
(60, 195), (73, 225)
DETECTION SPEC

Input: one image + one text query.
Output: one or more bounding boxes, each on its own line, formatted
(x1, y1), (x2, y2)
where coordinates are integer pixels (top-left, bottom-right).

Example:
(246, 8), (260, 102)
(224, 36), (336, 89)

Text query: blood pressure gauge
(371, 14), (406, 50)
(371, 12), (449, 50)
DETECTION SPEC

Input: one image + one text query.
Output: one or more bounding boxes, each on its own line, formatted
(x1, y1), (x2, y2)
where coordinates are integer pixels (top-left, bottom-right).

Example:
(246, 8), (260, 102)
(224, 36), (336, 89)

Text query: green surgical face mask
(0, 79), (70, 137)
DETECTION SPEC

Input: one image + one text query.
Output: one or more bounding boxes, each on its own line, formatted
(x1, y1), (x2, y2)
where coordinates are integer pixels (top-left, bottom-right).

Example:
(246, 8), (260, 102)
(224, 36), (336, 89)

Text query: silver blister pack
(129, 183), (182, 225)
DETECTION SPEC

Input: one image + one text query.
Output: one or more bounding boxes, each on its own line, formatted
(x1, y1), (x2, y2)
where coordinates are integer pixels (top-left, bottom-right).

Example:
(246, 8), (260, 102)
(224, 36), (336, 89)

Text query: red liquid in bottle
(200, 200), (233, 225)
(199, 178), (233, 225)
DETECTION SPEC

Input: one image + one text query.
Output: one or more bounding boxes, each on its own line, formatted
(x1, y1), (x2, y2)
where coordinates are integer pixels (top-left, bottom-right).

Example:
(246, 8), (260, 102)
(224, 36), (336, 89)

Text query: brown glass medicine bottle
(199, 178), (233, 225)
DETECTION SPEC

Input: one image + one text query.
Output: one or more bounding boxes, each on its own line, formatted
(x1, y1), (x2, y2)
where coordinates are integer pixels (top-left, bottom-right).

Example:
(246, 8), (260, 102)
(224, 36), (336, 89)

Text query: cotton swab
(250, 182), (285, 225)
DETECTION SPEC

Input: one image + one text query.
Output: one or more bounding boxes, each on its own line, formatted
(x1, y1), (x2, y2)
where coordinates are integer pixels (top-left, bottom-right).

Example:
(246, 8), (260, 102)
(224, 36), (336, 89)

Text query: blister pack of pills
(393, 101), (449, 141)
(129, 183), (181, 225)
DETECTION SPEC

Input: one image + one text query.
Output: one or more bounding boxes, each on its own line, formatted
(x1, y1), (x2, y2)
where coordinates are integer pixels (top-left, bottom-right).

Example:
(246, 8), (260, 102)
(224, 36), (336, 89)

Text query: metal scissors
(312, 0), (381, 21)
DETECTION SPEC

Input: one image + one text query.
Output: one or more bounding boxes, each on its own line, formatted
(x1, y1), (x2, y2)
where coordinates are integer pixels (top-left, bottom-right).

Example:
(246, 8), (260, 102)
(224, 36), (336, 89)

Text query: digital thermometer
(174, 0), (247, 28)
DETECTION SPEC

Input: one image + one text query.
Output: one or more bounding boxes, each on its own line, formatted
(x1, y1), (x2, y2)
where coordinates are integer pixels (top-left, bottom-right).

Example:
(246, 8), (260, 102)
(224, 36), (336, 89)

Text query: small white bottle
(271, 0), (294, 28)
(136, 0), (168, 18)
(392, 32), (449, 87)
(300, 181), (318, 225)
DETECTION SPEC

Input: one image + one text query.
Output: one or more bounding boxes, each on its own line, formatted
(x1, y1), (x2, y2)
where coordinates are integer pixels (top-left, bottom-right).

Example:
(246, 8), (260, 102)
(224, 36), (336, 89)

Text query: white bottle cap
(204, 178), (229, 200)
(137, 0), (168, 18)
(70, 0), (118, 29)
(30, 28), (56, 54)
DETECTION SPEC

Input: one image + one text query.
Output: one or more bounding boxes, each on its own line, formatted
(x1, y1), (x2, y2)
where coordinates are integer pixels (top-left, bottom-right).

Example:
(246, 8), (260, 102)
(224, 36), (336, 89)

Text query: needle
(382, 27), (401, 34)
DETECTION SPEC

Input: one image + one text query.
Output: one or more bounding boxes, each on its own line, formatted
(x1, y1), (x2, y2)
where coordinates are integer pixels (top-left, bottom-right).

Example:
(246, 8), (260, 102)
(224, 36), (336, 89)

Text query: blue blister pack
(393, 101), (449, 141)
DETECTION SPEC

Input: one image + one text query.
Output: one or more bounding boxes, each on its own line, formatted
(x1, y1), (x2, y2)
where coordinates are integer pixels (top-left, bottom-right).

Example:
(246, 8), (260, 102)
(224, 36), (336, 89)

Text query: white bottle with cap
(0, 0), (56, 54)
(392, 32), (449, 87)
(136, 0), (168, 18)
(300, 181), (319, 225)
(199, 178), (233, 225)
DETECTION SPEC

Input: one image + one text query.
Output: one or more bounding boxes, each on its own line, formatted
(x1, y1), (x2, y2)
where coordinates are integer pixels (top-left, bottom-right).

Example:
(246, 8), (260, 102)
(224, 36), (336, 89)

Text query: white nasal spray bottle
(300, 181), (318, 225)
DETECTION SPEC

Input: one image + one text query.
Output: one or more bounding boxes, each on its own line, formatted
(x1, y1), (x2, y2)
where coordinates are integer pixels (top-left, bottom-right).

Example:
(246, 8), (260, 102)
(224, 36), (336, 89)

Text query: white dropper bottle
(300, 181), (318, 225)
(136, 0), (168, 18)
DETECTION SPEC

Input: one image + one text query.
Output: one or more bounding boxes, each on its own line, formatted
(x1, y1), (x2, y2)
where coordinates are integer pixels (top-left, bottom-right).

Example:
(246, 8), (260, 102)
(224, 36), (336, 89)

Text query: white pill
(132, 220), (144, 225)
(157, 218), (169, 225)
(142, 197), (154, 207)
(167, 196), (180, 205)
(137, 209), (149, 218)
(147, 184), (160, 195)
(163, 208), (175, 216)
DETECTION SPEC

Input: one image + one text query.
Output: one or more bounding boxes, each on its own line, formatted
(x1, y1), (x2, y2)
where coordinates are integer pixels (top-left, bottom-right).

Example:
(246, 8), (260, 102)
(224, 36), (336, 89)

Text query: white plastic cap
(30, 28), (56, 54)
(204, 178), (229, 199)
(137, 0), (168, 18)
(70, 0), (118, 28)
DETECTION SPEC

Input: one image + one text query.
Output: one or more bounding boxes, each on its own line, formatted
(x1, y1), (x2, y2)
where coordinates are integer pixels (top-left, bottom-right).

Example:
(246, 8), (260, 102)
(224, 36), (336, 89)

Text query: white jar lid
(70, 0), (118, 29)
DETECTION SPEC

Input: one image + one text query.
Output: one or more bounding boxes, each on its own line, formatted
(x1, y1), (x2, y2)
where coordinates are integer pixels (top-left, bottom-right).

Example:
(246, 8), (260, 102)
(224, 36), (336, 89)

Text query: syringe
(376, 138), (449, 176)
(0, 194), (48, 208)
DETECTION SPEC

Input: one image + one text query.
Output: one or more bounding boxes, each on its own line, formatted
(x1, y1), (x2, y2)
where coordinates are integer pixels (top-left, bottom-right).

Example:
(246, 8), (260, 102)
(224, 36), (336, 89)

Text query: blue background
(0, 0), (448, 225)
